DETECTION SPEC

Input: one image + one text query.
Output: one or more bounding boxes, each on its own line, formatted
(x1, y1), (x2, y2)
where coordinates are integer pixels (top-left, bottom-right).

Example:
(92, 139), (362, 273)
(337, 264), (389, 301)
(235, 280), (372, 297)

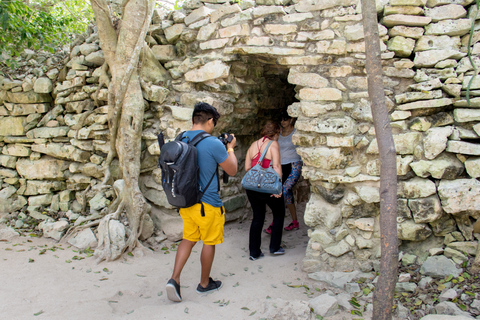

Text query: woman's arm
(270, 141), (282, 178)
(245, 144), (254, 172)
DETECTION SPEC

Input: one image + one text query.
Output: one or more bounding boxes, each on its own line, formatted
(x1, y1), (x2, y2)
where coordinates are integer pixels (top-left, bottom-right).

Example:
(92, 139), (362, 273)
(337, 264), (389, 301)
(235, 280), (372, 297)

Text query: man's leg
(171, 239), (196, 283)
(199, 244), (215, 287)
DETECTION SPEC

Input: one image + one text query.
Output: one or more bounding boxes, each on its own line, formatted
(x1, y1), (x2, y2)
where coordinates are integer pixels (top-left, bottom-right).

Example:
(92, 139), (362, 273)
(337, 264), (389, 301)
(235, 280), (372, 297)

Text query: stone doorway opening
(223, 55), (311, 233)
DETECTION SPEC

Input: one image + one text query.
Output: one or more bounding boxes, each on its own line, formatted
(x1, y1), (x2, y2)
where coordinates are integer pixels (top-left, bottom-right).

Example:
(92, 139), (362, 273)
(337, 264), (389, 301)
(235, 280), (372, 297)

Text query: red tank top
(251, 137), (272, 168)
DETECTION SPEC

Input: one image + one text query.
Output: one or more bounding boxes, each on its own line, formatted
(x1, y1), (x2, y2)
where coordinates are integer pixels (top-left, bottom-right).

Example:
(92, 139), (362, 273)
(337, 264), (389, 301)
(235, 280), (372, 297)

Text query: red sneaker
(264, 223), (273, 234)
(284, 220), (299, 231)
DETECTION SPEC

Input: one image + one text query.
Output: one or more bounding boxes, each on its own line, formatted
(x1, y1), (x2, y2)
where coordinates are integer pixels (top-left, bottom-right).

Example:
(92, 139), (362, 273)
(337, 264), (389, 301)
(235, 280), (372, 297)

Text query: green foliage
(0, 0), (93, 66)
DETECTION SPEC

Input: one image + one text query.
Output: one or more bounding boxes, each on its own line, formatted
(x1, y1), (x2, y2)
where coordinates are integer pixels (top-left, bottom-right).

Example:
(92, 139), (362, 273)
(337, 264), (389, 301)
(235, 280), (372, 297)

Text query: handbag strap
(257, 140), (273, 164)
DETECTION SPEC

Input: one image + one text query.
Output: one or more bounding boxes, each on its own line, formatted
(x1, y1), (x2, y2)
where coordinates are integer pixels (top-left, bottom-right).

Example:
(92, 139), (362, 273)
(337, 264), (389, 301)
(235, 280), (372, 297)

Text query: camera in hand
(218, 133), (233, 183)
(218, 133), (233, 145)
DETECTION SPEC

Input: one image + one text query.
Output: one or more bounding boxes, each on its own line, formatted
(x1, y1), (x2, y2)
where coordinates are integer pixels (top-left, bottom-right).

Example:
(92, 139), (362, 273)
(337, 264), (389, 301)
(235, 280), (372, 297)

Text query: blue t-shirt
(181, 130), (228, 207)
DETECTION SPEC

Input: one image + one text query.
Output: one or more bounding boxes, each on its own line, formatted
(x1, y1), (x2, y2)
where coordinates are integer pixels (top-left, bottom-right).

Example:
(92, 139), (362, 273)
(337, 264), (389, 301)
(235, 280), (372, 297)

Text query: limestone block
(199, 38), (229, 50)
(85, 51), (105, 66)
(444, 247), (468, 262)
(0, 168), (17, 178)
(384, 66), (415, 78)
(33, 77), (53, 93)
(389, 26), (425, 38)
(16, 158), (69, 180)
(0, 155), (17, 168)
(28, 193), (53, 206)
(409, 78), (442, 91)
(2, 144), (31, 157)
(316, 40), (347, 55)
(297, 30), (335, 41)
(442, 83), (462, 97)
(0, 117), (26, 136)
(24, 180), (66, 195)
(264, 24), (297, 35)
(197, 23), (218, 41)
(277, 56), (334, 65)
(409, 195), (443, 224)
(218, 23), (250, 37)
(395, 90), (442, 104)
(465, 157), (480, 178)
(438, 179), (480, 214)
(446, 140), (480, 155)
(252, 5), (286, 17)
(384, 6), (425, 15)
(382, 14), (432, 27)
(151, 45), (176, 62)
(398, 219), (432, 241)
(367, 132), (421, 155)
(454, 108), (480, 122)
(2, 79), (22, 90)
(416, 35), (461, 52)
(41, 220), (69, 241)
(344, 23), (387, 41)
(424, 19), (472, 36)
(414, 49), (466, 67)
(398, 177), (437, 198)
(68, 228), (98, 249)
(324, 240), (351, 257)
(4, 103), (49, 116)
(295, 0), (357, 12)
(296, 117), (354, 135)
(397, 97), (453, 110)
(185, 60), (230, 82)
(426, 0), (474, 8)
(304, 193), (342, 229)
(142, 85), (169, 103)
(425, 4), (467, 22)
(210, 3), (241, 22)
(288, 71), (328, 88)
(387, 36), (416, 57)
(420, 256), (461, 278)
(32, 143), (91, 162)
(354, 186), (380, 203)
(184, 6), (213, 26)
(26, 126), (69, 139)
(310, 229), (334, 246)
(81, 163), (104, 179)
(326, 135), (354, 147)
(391, 0), (426, 5)
(410, 154), (464, 179)
(165, 24), (185, 43)
(6, 91), (52, 104)
(283, 12), (313, 22)
(89, 193), (111, 211)
(245, 37), (273, 46)
(298, 88), (342, 101)
(424, 126), (453, 160)
(446, 241), (477, 255)
(297, 146), (347, 170)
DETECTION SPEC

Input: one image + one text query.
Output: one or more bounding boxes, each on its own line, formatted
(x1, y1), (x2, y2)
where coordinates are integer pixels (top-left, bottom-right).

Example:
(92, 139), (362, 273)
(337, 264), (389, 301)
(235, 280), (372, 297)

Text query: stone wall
(2, 0), (480, 271)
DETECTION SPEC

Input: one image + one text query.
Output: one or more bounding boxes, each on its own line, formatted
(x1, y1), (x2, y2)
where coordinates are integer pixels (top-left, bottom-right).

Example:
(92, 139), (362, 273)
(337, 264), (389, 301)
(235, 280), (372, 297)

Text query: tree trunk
(88, 0), (154, 261)
(361, 0), (399, 319)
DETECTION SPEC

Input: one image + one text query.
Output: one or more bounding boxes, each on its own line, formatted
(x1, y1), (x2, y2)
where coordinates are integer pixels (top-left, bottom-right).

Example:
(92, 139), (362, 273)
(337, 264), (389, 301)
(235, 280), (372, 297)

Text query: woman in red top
(244, 121), (285, 260)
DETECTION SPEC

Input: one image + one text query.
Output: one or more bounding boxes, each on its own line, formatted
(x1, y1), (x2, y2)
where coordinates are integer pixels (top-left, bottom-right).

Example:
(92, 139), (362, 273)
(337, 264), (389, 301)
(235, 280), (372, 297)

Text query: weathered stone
(297, 30), (335, 41)
(142, 85), (169, 103)
(387, 36), (416, 57)
(446, 140), (480, 155)
(164, 24), (185, 43)
(465, 157), (480, 178)
(414, 50), (465, 67)
(27, 126), (70, 139)
(424, 19), (472, 36)
(304, 193), (342, 229)
(425, 4), (467, 22)
(397, 97), (453, 110)
(298, 88), (342, 101)
(438, 179), (480, 214)
(395, 90), (442, 104)
(31, 143), (90, 162)
(354, 186), (380, 204)
(389, 25), (425, 38)
(421, 255), (462, 277)
(297, 146), (347, 170)
(288, 71), (328, 88)
(16, 158), (69, 180)
(2, 144), (31, 157)
(309, 294), (339, 318)
(409, 195), (443, 223)
(410, 154), (464, 179)
(41, 220), (69, 241)
(453, 108), (480, 123)
(68, 228), (98, 249)
(415, 35), (461, 52)
(447, 241), (477, 256)
(398, 219), (432, 241)
(324, 239), (351, 257)
(24, 180), (66, 195)
(185, 60), (230, 82)
(6, 91), (52, 104)
(33, 77), (53, 93)
(382, 14), (432, 27)
(0, 117), (26, 136)
(151, 45), (176, 62)
(398, 177), (437, 198)
(423, 126), (453, 160)
(184, 6), (213, 26)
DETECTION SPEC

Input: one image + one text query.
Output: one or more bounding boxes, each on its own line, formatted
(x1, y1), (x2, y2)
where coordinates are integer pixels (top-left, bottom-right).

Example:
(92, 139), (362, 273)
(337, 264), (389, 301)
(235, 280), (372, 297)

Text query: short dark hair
(261, 121), (280, 139)
(192, 102), (221, 125)
(281, 110), (291, 121)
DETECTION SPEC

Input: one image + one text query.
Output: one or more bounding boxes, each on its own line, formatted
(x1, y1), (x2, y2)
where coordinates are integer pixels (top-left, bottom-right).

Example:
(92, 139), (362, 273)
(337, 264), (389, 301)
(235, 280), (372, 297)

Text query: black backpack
(157, 131), (217, 212)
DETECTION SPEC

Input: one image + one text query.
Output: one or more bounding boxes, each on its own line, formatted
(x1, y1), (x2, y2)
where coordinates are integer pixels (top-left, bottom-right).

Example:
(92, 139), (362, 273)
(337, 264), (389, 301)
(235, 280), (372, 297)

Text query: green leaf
(33, 310), (44, 316)
(249, 311), (257, 316)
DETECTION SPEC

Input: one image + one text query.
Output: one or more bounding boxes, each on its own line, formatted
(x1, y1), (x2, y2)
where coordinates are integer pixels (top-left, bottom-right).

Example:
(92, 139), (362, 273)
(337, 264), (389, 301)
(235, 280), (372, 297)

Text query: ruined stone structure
(1, 0), (480, 271)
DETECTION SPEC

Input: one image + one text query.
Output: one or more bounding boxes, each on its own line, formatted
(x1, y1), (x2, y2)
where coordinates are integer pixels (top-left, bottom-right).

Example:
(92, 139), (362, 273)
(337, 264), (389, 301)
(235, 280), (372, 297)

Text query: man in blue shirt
(166, 102), (237, 302)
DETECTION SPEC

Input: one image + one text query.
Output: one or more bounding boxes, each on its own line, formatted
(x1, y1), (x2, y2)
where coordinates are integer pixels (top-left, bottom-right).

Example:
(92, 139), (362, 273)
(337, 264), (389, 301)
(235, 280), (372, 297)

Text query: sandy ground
(0, 206), (365, 320)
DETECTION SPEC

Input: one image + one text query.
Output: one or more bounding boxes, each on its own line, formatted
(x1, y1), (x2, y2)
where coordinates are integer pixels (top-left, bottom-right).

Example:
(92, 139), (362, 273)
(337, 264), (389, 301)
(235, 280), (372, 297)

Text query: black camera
(218, 133), (233, 183)
(218, 133), (233, 146)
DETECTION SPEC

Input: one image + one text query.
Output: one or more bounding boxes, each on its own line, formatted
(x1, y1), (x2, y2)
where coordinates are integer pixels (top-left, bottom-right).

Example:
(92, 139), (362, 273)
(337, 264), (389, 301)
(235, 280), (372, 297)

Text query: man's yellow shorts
(179, 202), (225, 245)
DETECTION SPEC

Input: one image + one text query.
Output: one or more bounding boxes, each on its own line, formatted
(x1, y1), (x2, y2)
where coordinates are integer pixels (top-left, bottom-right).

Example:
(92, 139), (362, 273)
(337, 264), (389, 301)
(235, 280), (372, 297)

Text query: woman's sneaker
(284, 220), (299, 231)
(196, 277), (223, 294)
(264, 223), (273, 234)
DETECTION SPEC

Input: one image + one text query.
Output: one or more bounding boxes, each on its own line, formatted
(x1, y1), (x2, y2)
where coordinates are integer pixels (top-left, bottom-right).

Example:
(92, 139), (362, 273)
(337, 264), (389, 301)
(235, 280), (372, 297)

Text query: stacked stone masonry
(1, 0), (480, 271)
